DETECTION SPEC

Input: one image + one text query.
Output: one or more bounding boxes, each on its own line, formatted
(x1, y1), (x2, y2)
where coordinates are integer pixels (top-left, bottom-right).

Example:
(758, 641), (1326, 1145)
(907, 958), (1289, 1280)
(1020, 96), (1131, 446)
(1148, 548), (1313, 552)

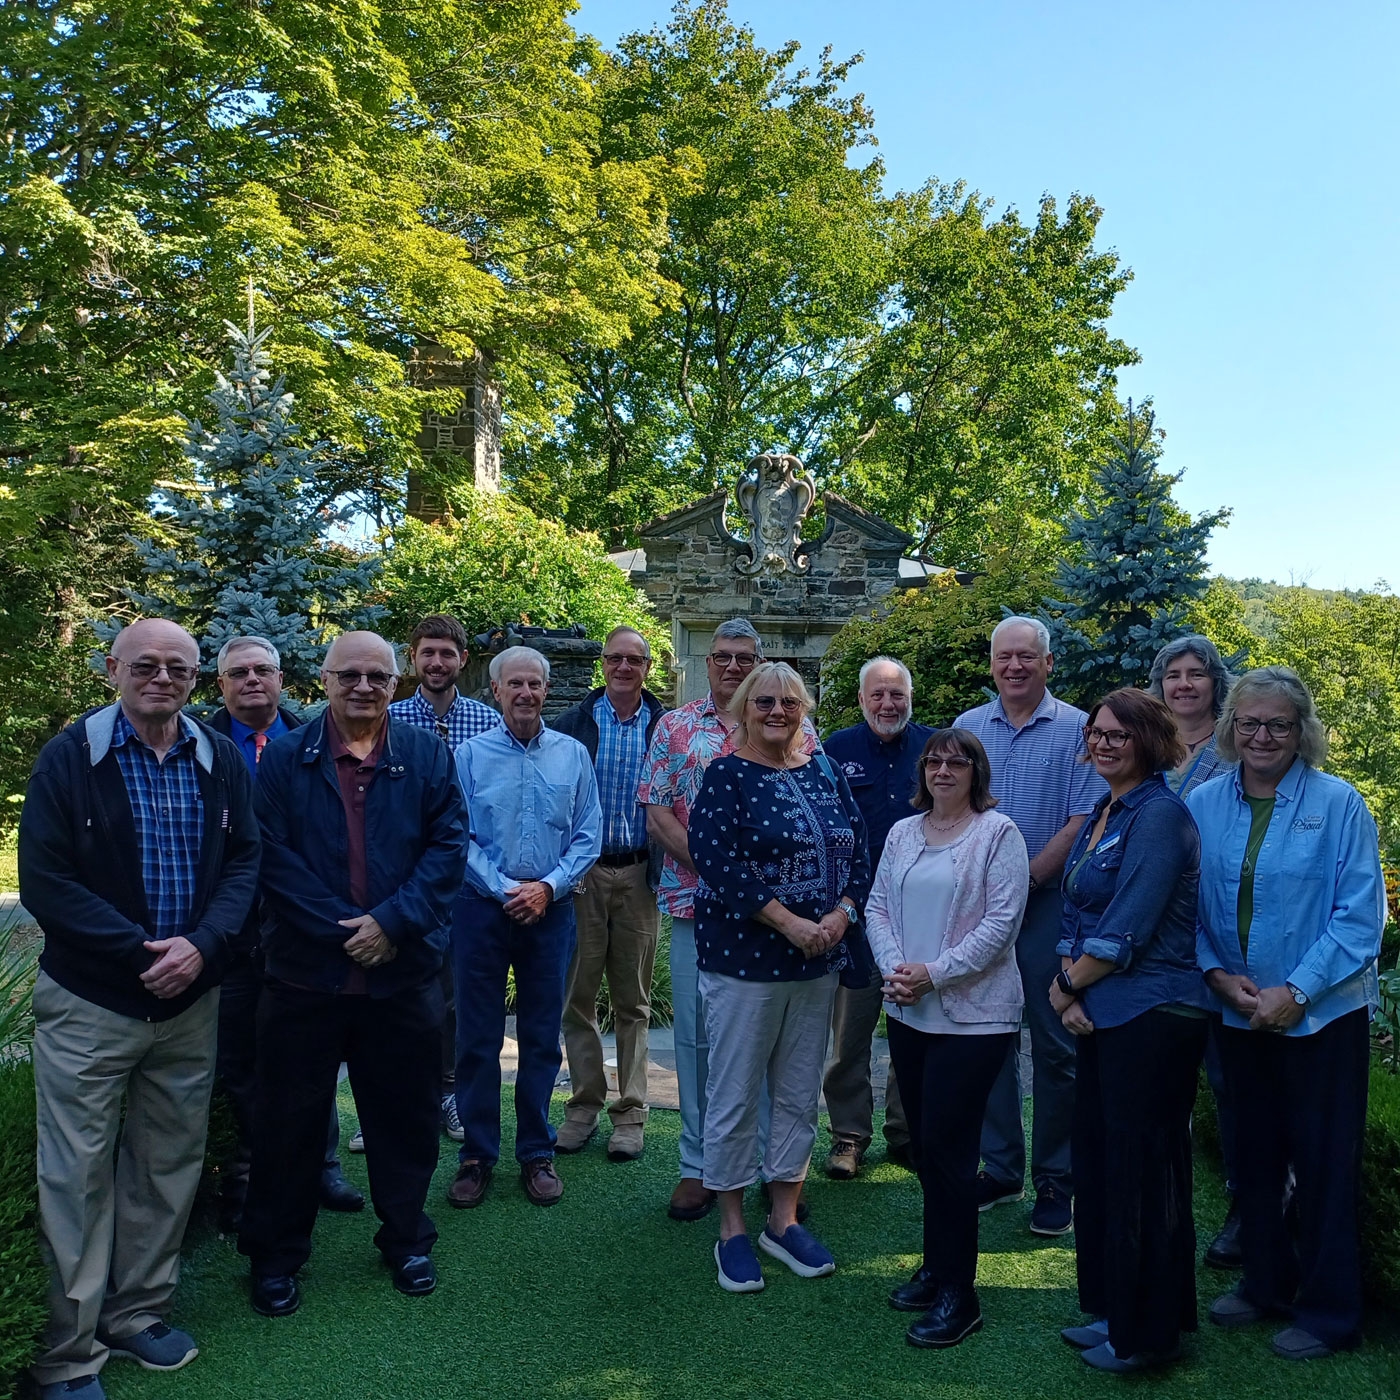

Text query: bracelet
(1055, 969), (1077, 999)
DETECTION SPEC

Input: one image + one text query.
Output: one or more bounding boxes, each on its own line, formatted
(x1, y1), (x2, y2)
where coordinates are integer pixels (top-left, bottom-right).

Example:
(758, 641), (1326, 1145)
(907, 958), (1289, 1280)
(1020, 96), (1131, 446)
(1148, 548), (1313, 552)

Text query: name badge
(1094, 832), (1122, 853)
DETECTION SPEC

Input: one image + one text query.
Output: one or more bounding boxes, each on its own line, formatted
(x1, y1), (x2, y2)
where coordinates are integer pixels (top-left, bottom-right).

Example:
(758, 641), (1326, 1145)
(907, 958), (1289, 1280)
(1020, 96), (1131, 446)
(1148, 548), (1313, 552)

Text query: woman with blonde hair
(687, 662), (871, 1293)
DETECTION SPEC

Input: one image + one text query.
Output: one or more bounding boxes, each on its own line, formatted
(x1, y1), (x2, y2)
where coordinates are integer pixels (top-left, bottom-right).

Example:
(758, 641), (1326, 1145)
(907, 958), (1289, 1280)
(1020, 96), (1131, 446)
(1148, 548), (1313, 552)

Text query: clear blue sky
(574, 0), (1399, 589)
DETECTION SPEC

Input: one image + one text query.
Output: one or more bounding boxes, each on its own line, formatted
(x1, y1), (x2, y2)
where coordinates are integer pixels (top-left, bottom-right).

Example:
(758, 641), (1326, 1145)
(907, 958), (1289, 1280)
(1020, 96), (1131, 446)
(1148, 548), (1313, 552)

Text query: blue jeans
(980, 886), (1076, 1195)
(452, 891), (576, 1167)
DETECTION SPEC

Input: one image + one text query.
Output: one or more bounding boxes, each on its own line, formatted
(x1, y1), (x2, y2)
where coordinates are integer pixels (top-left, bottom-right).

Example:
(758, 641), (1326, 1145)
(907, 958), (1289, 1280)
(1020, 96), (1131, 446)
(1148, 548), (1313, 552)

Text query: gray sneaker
(38, 1378), (106, 1400)
(100, 1321), (198, 1371)
(348, 1126), (366, 1153)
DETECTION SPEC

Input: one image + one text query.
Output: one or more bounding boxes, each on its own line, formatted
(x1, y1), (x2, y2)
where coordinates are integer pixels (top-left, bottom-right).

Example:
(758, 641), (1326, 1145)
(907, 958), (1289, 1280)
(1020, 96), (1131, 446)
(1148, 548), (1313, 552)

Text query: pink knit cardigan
(865, 809), (1030, 1025)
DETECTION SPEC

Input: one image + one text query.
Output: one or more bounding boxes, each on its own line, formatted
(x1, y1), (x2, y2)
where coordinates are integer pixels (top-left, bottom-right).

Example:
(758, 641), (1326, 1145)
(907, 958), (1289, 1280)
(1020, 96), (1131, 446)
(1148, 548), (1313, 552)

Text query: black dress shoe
(906, 1284), (983, 1349)
(890, 1265), (940, 1313)
(319, 1172), (366, 1212)
(251, 1273), (300, 1318)
(389, 1254), (437, 1297)
(1205, 1197), (1243, 1269)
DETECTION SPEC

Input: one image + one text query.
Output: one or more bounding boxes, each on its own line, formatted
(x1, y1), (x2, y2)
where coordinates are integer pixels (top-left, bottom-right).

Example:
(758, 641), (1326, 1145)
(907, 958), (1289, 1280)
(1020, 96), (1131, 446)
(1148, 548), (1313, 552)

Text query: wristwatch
(837, 900), (859, 926)
(1286, 982), (1309, 1006)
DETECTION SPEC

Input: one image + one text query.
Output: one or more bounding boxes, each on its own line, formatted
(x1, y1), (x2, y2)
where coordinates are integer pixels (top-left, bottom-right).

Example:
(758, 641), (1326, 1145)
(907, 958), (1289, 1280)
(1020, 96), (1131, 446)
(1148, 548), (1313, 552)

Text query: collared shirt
(1164, 734), (1230, 797)
(325, 712), (387, 996)
(954, 690), (1106, 860)
(389, 686), (499, 748)
(823, 719), (933, 860)
(110, 708), (204, 942)
(228, 710), (288, 777)
(455, 722), (602, 902)
(593, 691), (658, 854)
(1188, 756), (1385, 1034)
(638, 692), (820, 918)
(1055, 773), (1208, 1028)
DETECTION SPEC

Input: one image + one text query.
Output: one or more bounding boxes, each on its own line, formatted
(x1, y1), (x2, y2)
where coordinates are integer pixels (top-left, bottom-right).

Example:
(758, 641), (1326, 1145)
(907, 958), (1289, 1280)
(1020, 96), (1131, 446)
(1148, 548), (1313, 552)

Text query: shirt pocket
(539, 780), (576, 836)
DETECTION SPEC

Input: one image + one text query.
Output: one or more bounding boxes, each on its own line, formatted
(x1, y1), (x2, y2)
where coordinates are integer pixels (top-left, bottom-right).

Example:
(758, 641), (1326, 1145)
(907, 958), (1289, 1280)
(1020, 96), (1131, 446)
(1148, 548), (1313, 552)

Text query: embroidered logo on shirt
(840, 761), (865, 779)
(1292, 815), (1324, 832)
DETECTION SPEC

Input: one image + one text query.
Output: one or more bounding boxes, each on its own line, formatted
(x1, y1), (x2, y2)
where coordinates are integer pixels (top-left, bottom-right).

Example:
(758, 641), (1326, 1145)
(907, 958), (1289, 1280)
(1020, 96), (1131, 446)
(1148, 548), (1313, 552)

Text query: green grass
(107, 1093), (1400, 1400)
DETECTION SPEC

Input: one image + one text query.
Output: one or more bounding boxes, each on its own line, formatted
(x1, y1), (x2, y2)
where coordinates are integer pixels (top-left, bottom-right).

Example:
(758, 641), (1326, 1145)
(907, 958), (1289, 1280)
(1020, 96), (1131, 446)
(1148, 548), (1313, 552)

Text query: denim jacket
(1187, 757), (1384, 1035)
(1056, 773), (1208, 1029)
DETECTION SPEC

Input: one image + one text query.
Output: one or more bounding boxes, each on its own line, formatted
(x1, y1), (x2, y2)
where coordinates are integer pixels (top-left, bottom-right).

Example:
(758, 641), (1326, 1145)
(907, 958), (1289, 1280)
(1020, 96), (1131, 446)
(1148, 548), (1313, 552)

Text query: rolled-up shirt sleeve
(1081, 802), (1199, 969)
(686, 764), (779, 920)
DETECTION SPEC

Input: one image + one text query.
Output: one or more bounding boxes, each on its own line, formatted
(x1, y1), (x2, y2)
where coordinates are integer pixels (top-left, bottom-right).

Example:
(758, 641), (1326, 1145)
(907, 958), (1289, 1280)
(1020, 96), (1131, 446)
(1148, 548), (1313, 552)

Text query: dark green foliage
(1363, 1058), (1400, 1313)
(0, 1062), (44, 1397)
(1045, 409), (1229, 707)
(816, 555), (1051, 736)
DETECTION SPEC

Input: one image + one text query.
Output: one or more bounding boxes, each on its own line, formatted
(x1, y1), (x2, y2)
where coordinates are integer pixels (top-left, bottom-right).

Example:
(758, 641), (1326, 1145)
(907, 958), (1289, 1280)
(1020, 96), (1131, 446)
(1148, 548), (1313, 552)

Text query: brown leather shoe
(446, 1160), (492, 1209)
(521, 1157), (564, 1206)
(607, 1123), (644, 1161)
(668, 1175), (717, 1221)
(825, 1141), (862, 1180)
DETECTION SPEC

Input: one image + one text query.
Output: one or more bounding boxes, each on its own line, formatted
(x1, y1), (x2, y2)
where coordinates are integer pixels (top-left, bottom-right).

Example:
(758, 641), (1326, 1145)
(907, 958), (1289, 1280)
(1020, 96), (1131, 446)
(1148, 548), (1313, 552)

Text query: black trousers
(216, 959), (342, 1203)
(1219, 1009), (1369, 1349)
(238, 976), (443, 1276)
(1073, 1008), (1207, 1358)
(886, 1019), (1015, 1290)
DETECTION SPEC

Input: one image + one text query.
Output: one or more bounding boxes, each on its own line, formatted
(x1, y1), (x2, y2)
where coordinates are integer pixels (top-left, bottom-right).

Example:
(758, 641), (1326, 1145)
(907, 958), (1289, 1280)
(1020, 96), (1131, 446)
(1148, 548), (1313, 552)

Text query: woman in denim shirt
(1188, 667), (1385, 1360)
(1048, 689), (1208, 1374)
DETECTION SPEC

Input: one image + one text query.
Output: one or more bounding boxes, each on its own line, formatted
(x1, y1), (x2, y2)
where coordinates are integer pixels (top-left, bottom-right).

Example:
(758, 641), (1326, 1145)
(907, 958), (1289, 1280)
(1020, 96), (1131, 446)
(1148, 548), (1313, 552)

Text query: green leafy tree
(1043, 409), (1228, 705)
(379, 480), (666, 667)
(96, 320), (383, 695)
(816, 553), (1052, 735)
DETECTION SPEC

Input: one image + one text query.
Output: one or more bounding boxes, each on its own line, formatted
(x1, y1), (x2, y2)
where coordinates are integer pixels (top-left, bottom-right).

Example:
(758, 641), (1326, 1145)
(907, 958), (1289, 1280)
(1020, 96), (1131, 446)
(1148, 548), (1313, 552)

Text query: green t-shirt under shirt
(1236, 794), (1276, 959)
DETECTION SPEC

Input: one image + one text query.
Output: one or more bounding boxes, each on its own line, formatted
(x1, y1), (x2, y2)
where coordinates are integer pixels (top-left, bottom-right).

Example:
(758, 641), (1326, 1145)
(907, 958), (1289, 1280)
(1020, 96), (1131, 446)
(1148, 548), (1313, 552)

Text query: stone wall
(459, 630), (601, 721)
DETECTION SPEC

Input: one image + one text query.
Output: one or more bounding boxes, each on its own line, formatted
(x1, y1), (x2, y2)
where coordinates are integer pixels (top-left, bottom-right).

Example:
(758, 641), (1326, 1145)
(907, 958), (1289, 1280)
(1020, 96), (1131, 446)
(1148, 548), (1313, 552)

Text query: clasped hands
(1206, 971), (1304, 1032)
(339, 913), (396, 968)
(883, 962), (933, 1006)
(1048, 975), (1095, 1037)
(141, 936), (205, 999)
(503, 880), (552, 925)
(785, 909), (848, 960)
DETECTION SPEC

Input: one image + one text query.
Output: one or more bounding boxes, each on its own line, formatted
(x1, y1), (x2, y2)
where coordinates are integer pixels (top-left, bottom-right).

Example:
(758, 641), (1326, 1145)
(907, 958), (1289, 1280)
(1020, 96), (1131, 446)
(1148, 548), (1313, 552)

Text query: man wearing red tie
(205, 636), (363, 1222)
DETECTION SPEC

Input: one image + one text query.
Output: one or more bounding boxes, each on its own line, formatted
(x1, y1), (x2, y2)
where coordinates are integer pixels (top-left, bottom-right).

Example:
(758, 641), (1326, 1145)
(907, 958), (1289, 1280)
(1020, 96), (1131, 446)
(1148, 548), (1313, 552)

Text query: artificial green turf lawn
(109, 1092), (1399, 1400)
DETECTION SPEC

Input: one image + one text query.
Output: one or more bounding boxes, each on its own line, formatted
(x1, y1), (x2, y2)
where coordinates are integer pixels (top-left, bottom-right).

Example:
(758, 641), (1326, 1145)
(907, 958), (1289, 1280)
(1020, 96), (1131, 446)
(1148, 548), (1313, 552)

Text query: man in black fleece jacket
(19, 618), (260, 1400)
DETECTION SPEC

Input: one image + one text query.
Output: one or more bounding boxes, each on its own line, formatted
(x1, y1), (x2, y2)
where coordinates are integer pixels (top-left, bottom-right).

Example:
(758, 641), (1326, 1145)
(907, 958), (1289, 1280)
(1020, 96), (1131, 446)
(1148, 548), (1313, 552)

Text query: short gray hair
(859, 655), (913, 693)
(217, 636), (281, 673)
(1148, 635), (1232, 717)
(991, 616), (1051, 656)
(1217, 666), (1327, 767)
(604, 626), (650, 659)
(711, 617), (764, 658)
(489, 645), (550, 684)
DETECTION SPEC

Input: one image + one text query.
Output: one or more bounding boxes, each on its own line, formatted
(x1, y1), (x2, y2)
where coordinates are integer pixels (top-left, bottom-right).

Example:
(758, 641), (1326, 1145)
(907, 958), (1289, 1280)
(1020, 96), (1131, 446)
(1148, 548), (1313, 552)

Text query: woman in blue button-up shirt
(1048, 688), (1209, 1374)
(1188, 667), (1385, 1361)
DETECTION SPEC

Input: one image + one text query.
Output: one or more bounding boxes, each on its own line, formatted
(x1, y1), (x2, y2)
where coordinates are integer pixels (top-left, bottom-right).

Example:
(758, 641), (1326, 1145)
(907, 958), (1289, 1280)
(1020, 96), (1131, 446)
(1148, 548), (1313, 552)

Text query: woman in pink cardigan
(865, 728), (1029, 1350)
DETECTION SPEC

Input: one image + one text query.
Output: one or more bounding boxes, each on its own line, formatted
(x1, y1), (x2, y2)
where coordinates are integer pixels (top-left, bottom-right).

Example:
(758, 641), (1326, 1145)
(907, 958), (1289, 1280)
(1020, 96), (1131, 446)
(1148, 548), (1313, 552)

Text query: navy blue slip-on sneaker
(1029, 1185), (1073, 1236)
(758, 1223), (835, 1279)
(1061, 1318), (1110, 1348)
(100, 1321), (198, 1371)
(715, 1235), (765, 1293)
(1081, 1340), (1181, 1373)
(38, 1378), (106, 1400)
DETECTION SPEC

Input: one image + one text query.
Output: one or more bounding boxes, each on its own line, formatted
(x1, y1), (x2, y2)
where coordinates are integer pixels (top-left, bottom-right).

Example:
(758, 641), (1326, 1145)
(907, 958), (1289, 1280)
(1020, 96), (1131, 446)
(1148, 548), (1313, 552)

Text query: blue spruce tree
(1042, 407), (1228, 706)
(100, 317), (383, 695)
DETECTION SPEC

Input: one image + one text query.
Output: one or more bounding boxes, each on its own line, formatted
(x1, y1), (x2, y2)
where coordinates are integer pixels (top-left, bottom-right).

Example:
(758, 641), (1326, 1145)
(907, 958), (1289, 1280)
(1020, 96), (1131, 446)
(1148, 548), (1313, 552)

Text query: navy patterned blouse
(688, 754), (872, 982)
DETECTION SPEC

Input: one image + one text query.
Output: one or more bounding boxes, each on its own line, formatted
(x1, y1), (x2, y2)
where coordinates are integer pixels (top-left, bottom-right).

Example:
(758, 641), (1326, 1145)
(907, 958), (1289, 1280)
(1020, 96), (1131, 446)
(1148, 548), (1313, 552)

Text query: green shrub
(1362, 1058), (1400, 1313)
(0, 1059), (44, 1397)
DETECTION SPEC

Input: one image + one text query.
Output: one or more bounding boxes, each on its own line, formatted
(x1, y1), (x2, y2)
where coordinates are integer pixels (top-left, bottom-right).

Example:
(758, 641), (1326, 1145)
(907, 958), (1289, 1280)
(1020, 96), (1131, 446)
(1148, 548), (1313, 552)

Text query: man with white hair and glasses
(820, 655), (931, 1178)
(955, 616), (1105, 1237)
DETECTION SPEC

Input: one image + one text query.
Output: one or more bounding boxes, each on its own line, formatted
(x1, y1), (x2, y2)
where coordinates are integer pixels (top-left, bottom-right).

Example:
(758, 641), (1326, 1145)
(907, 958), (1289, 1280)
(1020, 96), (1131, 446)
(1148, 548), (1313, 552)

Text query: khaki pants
(822, 978), (909, 1152)
(31, 970), (218, 1385)
(563, 861), (658, 1127)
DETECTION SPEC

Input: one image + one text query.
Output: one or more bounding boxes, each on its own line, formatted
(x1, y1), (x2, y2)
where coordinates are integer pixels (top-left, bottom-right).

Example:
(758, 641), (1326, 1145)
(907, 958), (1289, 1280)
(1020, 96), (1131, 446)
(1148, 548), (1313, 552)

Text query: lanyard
(1169, 744), (1210, 795)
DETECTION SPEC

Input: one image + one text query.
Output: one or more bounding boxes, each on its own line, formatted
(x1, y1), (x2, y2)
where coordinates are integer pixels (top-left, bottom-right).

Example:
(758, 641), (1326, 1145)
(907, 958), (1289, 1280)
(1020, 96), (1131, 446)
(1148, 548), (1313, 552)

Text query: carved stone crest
(733, 453), (817, 576)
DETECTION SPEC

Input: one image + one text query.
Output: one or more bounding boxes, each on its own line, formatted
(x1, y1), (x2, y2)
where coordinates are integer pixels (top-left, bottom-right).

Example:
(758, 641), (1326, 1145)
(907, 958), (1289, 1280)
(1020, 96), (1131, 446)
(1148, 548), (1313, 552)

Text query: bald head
(321, 631), (398, 734)
(110, 618), (199, 663)
(323, 631), (397, 674)
(105, 617), (200, 730)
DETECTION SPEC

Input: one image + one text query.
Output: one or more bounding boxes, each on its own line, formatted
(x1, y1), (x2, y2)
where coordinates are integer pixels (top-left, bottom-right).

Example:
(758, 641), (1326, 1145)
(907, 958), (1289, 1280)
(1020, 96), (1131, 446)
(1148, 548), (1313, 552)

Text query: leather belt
(596, 850), (648, 868)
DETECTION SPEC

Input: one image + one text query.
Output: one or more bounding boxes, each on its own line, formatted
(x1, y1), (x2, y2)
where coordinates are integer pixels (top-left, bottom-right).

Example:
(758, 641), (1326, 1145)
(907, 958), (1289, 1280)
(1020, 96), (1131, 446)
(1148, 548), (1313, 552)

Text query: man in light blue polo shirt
(955, 616), (1106, 1236)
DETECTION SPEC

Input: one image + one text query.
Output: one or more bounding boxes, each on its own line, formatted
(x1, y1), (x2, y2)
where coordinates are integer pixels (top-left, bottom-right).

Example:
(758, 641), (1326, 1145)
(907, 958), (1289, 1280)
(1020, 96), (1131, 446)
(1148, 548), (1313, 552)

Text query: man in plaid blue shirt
(20, 618), (259, 1398)
(387, 613), (497, 1144)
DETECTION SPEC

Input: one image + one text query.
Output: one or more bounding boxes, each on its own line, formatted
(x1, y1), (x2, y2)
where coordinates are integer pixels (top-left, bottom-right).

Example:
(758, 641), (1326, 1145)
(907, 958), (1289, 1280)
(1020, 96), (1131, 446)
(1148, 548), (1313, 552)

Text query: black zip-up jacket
(18, 703), (261, 1021)
(254, 712), (468, 997)
(203, 704), (303, 960)
(552, 685), (669, 888)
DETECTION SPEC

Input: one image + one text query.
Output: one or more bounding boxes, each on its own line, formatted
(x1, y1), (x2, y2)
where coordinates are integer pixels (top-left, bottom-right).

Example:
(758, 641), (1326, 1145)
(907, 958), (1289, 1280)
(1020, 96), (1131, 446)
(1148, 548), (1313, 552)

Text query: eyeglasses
(330, 670), (396, 690)
(1084, 726), (1132, 749)
(1233, 716), (1297, 738)
(752, 694), (801, 713)
(923, 755), (973, 771)
(709, 651), (757, 670)
(222, 664), (279, 681)
(119, 660), (197, 682)
(602, 652), (650, 667)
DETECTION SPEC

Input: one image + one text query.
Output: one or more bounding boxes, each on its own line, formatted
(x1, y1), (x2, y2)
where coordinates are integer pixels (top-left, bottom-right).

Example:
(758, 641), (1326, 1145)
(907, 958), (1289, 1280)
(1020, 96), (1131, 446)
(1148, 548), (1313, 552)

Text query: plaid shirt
(110, 708), (204, 941)
(389, 687), (499, 748)
(593, 691), (658, 855)
(638, 692), (819, 918)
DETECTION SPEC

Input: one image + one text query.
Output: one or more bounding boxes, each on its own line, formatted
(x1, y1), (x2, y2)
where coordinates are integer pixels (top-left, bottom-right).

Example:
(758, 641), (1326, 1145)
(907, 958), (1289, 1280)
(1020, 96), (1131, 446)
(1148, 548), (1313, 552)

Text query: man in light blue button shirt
(954, 616), (1106, 1236)
(449, 646), (602, 1210)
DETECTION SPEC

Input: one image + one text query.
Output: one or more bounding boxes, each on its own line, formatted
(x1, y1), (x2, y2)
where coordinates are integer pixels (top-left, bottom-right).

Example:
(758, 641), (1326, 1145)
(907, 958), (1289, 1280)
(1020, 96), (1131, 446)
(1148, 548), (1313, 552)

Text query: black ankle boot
(889, 1265), (940, 1313)
(906, 1284), (983, 1349)
(1205, 1197), (1243, 1269)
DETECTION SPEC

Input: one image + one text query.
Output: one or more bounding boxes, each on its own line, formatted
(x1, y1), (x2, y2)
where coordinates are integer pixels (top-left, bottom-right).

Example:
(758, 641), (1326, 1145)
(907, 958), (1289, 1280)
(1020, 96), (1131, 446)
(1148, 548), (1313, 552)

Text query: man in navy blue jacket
(236, 632), (468, 1317)
(20, 618), (260, 1400)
